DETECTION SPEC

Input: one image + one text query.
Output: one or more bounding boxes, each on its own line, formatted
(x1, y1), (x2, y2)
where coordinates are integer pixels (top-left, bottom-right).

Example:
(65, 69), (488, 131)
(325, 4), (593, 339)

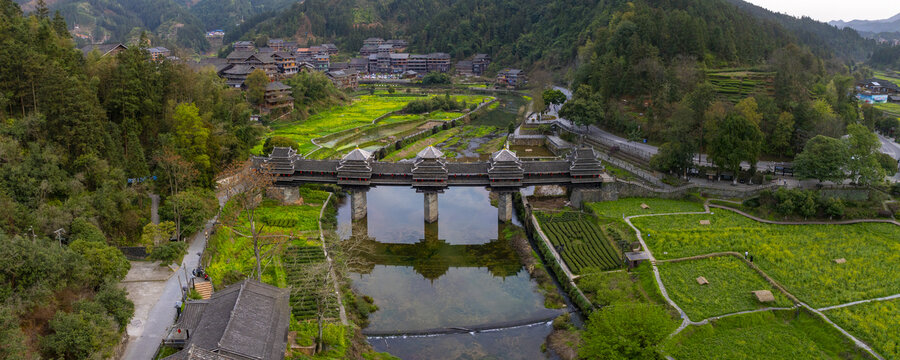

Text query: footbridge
(254, 146), (613, 222)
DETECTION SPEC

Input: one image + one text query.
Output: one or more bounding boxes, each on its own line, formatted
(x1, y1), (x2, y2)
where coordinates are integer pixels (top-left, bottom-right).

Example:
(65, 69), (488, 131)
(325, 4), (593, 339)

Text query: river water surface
(336, 186), (560, 359)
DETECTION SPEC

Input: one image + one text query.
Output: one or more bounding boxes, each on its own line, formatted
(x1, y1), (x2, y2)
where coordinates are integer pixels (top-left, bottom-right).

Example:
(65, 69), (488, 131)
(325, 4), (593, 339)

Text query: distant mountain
(726, 0), (874, 61)
(829, 13), (900, 35)
(13, 0), (297, 52)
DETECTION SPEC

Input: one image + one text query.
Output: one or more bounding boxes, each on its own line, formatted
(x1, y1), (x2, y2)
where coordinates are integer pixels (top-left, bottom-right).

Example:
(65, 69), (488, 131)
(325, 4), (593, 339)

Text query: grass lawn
(576, 263), (672, 308)
(658, 256), (794, 320)
(826, 299), (900, 359)
(587, 197), (705, 219)
(661, 309), (871, 359)
(631, 209), (900, 308)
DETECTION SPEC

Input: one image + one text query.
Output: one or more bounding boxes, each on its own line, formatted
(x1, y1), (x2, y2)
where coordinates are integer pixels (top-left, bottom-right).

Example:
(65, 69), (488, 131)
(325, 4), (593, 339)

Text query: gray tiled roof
(342, 148), (372, 161)
(227, 50), (255, 60)
(265, 81), (291, 91)
(185, 280), (289, 360)
(417, 146), (444, 159)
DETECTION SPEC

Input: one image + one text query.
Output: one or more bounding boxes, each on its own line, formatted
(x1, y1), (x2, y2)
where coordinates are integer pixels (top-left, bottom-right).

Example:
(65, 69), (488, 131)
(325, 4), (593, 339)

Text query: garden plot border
(621, 202), (894, 360)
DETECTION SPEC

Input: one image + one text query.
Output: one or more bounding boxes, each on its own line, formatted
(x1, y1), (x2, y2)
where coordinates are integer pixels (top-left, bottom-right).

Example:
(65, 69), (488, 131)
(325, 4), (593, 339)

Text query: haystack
(699, 220), (711, 225)
(696, 276), (709, 285)
(752, 290), (775, 303)
(641, 203), (650, 209)
(833, 258), (846, 264)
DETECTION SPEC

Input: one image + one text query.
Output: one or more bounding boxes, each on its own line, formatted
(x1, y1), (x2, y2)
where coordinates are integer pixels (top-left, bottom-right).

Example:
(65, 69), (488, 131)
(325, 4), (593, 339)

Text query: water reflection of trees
(344, 220), (523, 280)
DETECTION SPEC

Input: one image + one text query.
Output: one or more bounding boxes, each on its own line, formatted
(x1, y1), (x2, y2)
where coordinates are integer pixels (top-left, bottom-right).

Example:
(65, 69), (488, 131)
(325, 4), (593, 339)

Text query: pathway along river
(336, 186), (563, 359)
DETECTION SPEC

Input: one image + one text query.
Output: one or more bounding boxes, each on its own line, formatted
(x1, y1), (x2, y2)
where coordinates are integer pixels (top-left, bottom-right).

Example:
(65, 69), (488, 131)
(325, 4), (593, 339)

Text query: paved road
(877, 134), (900, 182)
(121, 218), (216, 360)
(122, 191), (228, 360)
(549, 87), (900, 174)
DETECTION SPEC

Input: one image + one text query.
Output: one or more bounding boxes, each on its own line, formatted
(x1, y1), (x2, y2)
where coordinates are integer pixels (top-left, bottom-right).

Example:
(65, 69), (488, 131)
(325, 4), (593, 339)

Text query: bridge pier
(424, 192), (439, 223)
(351, 190), (367, 221)
(496, 192), (513, 222)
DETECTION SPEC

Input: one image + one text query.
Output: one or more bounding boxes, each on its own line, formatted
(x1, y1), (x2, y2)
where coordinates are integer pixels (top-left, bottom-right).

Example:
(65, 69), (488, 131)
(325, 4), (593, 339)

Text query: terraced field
(707, 69), (775, 103)
(284, 245), (339, 321)
(536, 212), (623, 274)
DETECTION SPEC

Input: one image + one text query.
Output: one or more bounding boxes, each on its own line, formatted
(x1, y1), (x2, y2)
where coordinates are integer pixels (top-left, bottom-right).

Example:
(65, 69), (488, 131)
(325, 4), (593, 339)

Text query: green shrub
(148, 241), (187, 263)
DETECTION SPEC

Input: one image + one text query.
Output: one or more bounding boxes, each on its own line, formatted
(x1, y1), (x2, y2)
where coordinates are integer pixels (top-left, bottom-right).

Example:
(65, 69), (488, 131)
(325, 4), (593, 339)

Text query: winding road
(550, 87), (900, 180)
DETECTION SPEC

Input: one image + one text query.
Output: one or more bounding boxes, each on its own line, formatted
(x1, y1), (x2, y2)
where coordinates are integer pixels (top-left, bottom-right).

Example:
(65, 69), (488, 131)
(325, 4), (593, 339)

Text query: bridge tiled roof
(522, 161), (570, 174)
(295, 159), (340, 173)
(372, 162), (414, 174)
(446, 162), (490, 174)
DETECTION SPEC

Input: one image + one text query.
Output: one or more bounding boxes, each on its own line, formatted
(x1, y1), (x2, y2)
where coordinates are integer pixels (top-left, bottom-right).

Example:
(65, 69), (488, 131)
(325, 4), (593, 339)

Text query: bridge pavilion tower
(337, 148), (374, 221)
(412, 146), (448, 223)
(488, 148), (524, 222)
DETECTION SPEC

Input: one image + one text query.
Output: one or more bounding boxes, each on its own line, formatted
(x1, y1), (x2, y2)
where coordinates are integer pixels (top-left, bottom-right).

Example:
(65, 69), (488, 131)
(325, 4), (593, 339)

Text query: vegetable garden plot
(536, 212), (623, 274)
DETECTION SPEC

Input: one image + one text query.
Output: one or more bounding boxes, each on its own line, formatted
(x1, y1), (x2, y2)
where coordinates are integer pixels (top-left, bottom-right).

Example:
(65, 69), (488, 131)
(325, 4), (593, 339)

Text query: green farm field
(587, 197), (706, 219)
(827, 298), (900, 359)
(206, 187), (330, 290)
(631, 209), (900, 308)
(535, 211), (623, 274)
(658, 256), (794, 320)
(661, 309), (871, 359)
(254, 93), (490, 155)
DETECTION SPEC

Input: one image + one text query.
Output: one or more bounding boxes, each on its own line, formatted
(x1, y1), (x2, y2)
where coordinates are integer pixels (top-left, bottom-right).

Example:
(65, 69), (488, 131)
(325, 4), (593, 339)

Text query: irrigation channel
(335, 186), (567, 359)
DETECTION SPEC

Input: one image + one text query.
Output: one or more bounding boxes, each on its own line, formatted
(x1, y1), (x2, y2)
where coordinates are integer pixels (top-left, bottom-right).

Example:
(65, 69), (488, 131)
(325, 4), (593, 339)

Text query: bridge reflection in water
(348, 219), (523, 281)
(337, 186), (558, 335)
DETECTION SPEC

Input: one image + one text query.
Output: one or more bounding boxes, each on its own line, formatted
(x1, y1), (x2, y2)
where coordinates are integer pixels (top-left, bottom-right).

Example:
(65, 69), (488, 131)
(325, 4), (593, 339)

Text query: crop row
(537, 214), (622, 274)
(283, 245), (338, 320)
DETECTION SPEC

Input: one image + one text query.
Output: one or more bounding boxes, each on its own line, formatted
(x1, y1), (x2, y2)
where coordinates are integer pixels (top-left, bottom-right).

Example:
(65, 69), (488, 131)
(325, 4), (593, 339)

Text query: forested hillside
(15, 0), (298, 52)
(225, 0), (874, 71)
(0, 1), (263, 356)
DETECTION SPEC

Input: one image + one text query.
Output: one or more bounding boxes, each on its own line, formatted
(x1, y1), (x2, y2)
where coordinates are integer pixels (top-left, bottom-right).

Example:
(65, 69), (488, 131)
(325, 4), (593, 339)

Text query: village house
(390, 53), (409, 73)
(272, 51), (298, 75)
(497, 68), (526, 88)
(80, 43), (127, 58)
(221, 65), (254, 88)
(233, 40), (254, 51)
(148, 47), (171, 61)
(408, 54), (428, 74)
(327, 69), (360, 89)
(455, 60), (474, 76)
(426, 53), (451, 73)
(857, 78), (900, 104)
(267, 38), (285, 51)
(263, 81), (294, 113)
(322, 43), (339, 55)
(349, 57), (369, 73)
(472, 53), (491, 75)
(360, 44), (380, 56)
(363, 37), (385, 46)
(161, 280), (290, 360)
(386, 39), (408, 52)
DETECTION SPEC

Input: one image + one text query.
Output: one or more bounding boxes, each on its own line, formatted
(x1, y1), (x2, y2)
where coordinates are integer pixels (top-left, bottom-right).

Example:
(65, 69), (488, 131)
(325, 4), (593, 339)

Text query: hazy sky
(743, 0), (900, 22)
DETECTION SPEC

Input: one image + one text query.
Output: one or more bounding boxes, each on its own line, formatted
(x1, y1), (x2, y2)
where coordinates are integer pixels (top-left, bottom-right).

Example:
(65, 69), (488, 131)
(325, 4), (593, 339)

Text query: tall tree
(707, 113), (763, 183)
(245, 69), (268, 106)
(844, 124), (885, 185)
(794, 135), (849, 183)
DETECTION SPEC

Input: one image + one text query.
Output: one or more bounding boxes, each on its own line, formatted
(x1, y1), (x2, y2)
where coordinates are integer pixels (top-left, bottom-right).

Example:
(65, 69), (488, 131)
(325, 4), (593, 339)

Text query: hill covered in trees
(0, 1), (264, 356)
(15, 0), (299, 51)
(225, 0), (875, 72)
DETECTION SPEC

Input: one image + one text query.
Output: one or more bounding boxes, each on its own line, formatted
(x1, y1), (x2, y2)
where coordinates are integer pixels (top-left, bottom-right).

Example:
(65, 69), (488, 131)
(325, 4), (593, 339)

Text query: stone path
(317, 193), (348, 325)
(621, 203), (889, 359)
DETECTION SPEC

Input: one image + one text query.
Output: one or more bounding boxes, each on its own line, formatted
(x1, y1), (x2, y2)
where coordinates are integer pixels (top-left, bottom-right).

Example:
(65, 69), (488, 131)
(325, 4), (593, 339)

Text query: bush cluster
(747, 188), (846, 218)
(401, 94), (466, 114)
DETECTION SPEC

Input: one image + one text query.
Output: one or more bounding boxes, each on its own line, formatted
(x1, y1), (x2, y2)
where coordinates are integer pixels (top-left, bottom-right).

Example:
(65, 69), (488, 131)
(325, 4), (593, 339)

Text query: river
(336, 186), (562, 359)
